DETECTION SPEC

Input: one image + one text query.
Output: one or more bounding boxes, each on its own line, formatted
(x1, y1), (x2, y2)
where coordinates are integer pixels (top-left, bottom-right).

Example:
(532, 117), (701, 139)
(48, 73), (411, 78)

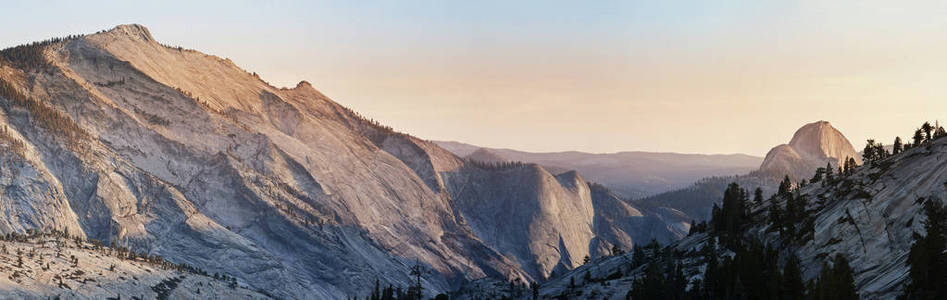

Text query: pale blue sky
(3, 1), (947, 155)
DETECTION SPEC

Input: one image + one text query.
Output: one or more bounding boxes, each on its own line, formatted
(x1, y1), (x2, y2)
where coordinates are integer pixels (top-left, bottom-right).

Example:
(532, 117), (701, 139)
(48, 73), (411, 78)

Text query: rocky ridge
(0, 24), (682, 298)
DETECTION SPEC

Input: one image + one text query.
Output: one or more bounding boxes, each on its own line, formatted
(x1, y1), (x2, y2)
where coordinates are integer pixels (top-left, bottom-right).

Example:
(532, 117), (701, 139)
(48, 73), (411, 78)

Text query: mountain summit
(758, 121), (859, 180)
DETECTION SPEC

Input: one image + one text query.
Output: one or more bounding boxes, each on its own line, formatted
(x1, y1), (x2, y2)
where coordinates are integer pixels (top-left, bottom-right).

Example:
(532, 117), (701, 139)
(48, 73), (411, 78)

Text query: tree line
(658, 179), (856, 299)
(0, 77), (90, 153)
(864, 121), (946, 166)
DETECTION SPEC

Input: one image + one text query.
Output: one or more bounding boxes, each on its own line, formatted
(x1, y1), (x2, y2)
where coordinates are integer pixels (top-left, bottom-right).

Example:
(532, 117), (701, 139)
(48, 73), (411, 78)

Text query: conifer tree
(371, 279), (381, 300)
(629, 261), (666, 299)
(768, 199), (783, 232)
(409, 260), (426, 300)
(894, 136), (903, 155)
(831, 254), (859, 300)
(811, 167), (824, 184)
(824, 163), (835, 183)
(901, 198), (947, 299)
(778, 176), (792, 196)
(702, 243), (719, 298)
(781, 255), (805, 300)
(632, 244), (648, 269)
(922, 122), (934, 142)
(712, 183), (749, 245)
(914, 128), (925, 146)
(874, 142), (887, 161)
(863, 139), (876, 164)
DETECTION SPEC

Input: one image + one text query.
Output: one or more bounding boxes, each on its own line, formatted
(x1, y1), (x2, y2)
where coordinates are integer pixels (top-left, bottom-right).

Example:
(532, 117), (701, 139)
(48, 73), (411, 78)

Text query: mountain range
(0, 24), (922, 300)
(0, 24), (694, 298)
(435, 141), (762, 199)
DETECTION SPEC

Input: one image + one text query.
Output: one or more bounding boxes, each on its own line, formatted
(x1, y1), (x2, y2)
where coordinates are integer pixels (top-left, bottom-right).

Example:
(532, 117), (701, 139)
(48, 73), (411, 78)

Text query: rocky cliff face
(759, 121), (860, 180)
(0, 24), (676, 298)
(443, 166), (594, 279)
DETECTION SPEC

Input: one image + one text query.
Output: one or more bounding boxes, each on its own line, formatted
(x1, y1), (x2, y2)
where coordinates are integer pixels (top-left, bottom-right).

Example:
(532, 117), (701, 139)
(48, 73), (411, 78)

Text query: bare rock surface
(0, 24), (682, 298)
(759, 121), (860, 180)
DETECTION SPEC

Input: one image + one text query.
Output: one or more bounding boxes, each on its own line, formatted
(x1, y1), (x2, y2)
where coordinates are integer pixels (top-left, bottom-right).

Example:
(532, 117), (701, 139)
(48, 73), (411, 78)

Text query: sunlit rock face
(0, 24), (680, 298)
(759, 121), (860, 180)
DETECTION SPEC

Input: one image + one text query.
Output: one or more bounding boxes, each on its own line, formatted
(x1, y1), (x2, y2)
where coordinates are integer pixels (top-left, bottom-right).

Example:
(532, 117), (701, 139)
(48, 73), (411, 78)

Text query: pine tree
(922, 122), (934, 142)
(667, 262), (687, 300)
(371, 279), (381, 300)
(713, 183), (748, 245)
(843, 157), (852, 175)
(894, 136), (904, 155)
(769, 196), (783, 233)
(702, 248), (719, 298)
(778, 176), (792, 196)
(808, 261), (832, 300)
(754, 187), (764, 204)
(901, 198), (947, 299)
(811, 167), (825, 184)
(783, 192), (800, 239)
(632, 244), (648, 268)
(831, 254), (859, 300)
(409, 260), (426, 300)
(874, 142), (887, 161)
(824, 163), (835, 183)
(863, 139), (876, 164)
(781, 255), (805, 300)
(629, 262), (666, 299)
(914, 128), (925, 146)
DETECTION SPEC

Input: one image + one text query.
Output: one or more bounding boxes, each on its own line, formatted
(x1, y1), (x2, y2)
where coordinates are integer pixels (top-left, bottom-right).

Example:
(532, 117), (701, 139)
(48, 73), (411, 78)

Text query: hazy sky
(3, 1), (947, 156)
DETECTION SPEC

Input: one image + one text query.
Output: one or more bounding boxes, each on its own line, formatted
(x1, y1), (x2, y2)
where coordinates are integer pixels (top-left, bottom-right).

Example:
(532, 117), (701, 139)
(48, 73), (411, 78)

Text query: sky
(3, 1), (947, 156)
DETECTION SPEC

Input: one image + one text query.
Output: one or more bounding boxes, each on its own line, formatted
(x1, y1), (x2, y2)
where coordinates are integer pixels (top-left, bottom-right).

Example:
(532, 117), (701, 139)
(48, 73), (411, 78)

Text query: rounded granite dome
(788, 121), (861, 165)
(758, 121), (859, 180)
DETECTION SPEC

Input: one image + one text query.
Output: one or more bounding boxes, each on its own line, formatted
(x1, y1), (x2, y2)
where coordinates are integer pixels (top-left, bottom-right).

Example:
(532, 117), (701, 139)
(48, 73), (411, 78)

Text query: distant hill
(435, 141), (762, 199)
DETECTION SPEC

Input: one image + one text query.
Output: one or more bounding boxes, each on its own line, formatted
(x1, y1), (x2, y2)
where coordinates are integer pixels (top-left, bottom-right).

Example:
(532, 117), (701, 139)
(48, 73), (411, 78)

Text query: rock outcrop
(759, 121), (860, 180)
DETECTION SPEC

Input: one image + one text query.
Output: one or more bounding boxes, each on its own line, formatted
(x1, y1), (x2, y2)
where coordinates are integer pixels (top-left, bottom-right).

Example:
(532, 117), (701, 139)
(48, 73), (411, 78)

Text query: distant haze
(436, 141), (763, 198)
(4, 1), (947, 155)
